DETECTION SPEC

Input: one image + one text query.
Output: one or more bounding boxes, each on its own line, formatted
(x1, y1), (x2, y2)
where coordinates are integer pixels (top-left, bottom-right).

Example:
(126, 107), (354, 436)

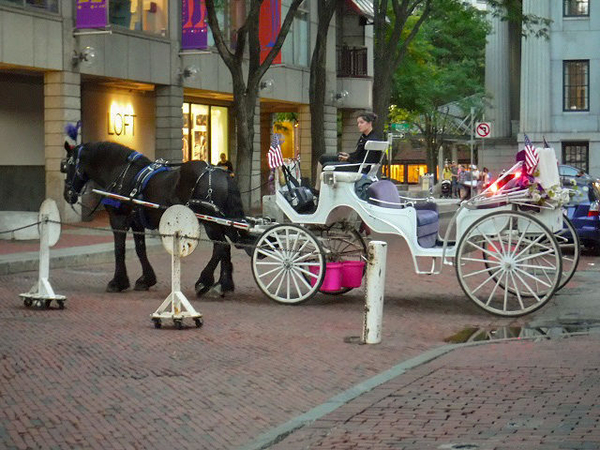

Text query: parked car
(560, 165), (600, 254)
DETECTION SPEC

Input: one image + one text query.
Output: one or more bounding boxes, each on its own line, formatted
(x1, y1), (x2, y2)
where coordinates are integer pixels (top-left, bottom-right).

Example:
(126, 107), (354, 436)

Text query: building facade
(0, 0), (374, 221)
(482, 0), (599, 178)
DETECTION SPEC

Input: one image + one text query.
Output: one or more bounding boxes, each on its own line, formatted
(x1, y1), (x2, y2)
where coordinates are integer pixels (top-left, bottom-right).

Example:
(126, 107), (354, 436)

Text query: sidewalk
(265, 332), (600, 450)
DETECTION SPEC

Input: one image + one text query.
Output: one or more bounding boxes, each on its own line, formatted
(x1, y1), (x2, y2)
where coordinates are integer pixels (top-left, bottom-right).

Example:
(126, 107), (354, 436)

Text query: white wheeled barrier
(150, 205), (203, 330)
(19, 199), (66, 309)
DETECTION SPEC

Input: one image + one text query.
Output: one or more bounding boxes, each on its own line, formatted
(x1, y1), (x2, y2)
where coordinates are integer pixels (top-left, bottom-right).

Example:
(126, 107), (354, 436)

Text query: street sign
(475, 122), (491, 138)
(391, 122), (410, 133)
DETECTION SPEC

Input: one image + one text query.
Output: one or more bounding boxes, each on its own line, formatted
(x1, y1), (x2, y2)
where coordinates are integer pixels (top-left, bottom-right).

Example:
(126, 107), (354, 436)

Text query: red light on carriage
(515, 171), (521, 178)
(490, 183), (498, 194)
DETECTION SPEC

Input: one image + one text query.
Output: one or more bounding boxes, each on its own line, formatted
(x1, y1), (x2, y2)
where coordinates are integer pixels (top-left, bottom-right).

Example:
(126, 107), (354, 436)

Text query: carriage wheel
(553, 214), (580, 291)
(455, 210), (562, 317)
(313, 223), (367, 295)
(252, 224), (326, 304)
(482, 213), (580, 295)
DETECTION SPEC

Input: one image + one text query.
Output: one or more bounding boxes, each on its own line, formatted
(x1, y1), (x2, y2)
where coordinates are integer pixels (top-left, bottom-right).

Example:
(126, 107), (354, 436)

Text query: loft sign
(108, 102), (136, 136)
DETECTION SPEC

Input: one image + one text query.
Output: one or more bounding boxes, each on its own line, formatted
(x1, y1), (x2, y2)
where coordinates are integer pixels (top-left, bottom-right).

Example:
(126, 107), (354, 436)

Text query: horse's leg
(131, 219), (157, 291)
(195, 241), (220, 297)
(107, 213), (130, 292)
(216, 240), (234, 296)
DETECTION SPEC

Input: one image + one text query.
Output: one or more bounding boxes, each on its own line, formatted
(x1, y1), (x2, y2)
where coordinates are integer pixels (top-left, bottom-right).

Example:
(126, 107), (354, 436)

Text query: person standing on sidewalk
(451, 161), (459, 198)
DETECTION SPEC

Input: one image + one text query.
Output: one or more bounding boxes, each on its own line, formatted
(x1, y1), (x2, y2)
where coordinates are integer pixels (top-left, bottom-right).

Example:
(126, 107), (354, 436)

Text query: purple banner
(182, 0), (208, 50)
(76, 0), (107, 29)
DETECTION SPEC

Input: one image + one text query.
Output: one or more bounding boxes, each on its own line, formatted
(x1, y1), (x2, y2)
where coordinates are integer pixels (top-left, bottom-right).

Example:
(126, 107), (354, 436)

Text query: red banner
(259, 0), (281, 64)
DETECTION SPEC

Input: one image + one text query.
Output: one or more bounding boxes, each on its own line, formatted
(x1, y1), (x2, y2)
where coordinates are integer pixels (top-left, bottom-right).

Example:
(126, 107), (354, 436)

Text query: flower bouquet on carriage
(467, 135), (571, 211)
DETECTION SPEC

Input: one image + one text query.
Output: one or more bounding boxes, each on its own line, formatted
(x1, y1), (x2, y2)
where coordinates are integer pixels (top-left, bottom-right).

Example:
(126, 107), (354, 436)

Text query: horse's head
(61, 141), (89, 204)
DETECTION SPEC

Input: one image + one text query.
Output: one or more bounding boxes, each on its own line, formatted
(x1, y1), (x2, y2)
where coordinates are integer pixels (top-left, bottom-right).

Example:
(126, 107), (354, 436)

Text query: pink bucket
(309, 262), (342, 292)
(341, 260), (365, 288)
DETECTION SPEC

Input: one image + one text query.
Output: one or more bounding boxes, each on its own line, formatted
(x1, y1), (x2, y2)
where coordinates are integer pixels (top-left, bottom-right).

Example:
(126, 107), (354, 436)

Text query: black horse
(62, 140), (249, 296)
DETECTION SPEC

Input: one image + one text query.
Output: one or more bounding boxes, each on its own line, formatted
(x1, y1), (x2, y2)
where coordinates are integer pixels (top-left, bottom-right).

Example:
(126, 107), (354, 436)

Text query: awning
(346, 0), (375, 21)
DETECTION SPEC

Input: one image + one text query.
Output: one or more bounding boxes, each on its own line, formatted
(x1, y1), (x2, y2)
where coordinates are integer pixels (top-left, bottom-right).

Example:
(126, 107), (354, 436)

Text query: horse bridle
(60, 144), (89, 199)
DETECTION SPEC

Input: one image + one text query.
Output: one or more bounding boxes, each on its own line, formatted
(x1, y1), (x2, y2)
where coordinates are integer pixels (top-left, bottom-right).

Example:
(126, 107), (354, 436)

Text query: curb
(0, 239), (164, 276)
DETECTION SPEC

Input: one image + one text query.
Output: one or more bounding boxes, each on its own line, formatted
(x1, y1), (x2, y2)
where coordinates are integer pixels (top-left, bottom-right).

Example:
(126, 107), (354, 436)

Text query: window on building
(562, 142), (589, 173)
(282, 1), (309, 67)
(109, 0), (168, 36)
(564, 0), (589, 16)
(563, 60), (589, 111)
(182, 102), (229, 165)
(4, 0), (58, 13)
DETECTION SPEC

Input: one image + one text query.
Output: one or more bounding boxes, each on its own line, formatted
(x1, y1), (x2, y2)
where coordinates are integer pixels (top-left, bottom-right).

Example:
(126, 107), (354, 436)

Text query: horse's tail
(224, 175), (246, 220)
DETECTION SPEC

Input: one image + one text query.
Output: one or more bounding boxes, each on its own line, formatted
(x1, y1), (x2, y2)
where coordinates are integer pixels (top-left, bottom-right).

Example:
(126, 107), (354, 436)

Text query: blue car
(560, 165), (600, 254)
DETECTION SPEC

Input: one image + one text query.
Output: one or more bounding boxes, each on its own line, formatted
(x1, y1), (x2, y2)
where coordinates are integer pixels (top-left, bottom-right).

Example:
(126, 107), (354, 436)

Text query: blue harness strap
(129, 159), (171, 229)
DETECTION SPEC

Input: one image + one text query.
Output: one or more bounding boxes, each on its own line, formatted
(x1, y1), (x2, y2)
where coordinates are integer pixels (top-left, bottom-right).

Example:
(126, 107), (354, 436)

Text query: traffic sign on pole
(475, 122), (491, 138)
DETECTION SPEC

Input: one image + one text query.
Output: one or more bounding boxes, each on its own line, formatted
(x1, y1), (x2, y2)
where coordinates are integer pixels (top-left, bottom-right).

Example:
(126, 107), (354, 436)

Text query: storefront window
(407, 164), (427, 184)
(4, 0), (58, 12)
(182, 102), (229, 164)
(109, 0), (168, 36)
(382, 164), (405, 183)
(281, 2), (309, 66)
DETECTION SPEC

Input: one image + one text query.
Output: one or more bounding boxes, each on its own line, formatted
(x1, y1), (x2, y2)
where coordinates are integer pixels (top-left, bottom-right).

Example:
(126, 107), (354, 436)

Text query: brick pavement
(0, 226), (598, 449)
(271, 334), (600, 450)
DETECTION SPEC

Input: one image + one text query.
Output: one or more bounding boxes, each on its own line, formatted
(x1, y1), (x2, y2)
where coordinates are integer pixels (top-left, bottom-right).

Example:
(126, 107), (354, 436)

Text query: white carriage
(250, 141), (580, 317)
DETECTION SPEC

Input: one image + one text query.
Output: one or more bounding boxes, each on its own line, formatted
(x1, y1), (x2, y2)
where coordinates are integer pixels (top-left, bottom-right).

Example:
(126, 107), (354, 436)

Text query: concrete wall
(0, 10), (63, 70)
(0, 74), (45, 165)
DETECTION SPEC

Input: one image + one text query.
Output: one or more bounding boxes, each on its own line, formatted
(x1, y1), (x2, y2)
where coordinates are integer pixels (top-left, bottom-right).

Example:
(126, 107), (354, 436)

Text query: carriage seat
(366, 180), (439, 248)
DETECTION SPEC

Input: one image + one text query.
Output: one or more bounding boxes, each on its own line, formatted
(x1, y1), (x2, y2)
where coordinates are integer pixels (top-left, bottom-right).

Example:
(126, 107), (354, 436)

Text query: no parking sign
(475, 122), (491, 138)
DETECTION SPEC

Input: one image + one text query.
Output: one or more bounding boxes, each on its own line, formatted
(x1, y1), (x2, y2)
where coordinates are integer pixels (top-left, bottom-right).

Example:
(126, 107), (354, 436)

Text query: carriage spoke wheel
(456, 210), (562, 317)
(252, 224), (326, 304)
(553, 214), (580, 291)
(312, 222), (367, 295)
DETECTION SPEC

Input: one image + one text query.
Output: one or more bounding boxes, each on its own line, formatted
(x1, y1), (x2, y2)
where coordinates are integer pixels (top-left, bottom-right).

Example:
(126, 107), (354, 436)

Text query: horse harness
(62, 146), (226, 226)
(186, 165), (225, 217)
(60, 144), (89, 198)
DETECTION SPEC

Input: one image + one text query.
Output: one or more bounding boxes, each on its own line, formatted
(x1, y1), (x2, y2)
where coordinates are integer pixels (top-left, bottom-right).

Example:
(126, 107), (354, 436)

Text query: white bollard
(362, 240), (387, 344)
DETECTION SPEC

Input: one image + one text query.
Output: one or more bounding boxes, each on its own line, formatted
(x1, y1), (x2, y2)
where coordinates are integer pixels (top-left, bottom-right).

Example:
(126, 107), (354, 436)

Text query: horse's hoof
(195, 283), (210, 297)
(134, 278), (156, 291)
(106, 281), (130, 292)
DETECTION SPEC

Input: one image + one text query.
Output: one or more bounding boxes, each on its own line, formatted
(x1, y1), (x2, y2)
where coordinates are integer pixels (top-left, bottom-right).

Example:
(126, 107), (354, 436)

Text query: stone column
(44, 71), (81, 223)
(250, 101), (262, 212)
(485, 14), (511, 138)
(519, 0), (551, 137)
(155, 85), (184, 162)
(297, 105), (312, 181)
(341, 110), (360, 154)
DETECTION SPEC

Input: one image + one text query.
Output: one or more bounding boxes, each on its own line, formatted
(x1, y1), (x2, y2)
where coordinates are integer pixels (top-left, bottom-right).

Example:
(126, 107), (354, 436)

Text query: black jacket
(347, 131), (381, 164)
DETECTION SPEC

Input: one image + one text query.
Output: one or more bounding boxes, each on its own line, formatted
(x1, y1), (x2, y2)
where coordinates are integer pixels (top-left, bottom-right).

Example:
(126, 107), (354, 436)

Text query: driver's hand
(338, 152), (349, 161)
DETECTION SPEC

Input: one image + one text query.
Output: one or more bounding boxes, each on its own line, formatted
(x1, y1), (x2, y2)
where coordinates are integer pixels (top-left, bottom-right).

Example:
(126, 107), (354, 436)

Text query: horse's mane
(84, 141), (152, 167)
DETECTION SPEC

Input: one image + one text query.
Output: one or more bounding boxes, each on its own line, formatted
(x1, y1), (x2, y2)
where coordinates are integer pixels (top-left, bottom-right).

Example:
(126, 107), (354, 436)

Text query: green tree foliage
(390, 1), (489, 177)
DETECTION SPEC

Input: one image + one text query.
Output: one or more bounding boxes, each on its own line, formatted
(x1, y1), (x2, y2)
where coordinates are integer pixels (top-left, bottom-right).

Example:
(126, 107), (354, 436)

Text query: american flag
(523, 134), (539, 175)
(267, 133), (284, 169)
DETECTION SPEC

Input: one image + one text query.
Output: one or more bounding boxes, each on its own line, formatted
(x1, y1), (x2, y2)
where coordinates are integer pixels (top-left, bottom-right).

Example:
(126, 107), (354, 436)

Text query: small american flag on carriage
(523, 134), (539, 175)
(267, 134), (284, 169)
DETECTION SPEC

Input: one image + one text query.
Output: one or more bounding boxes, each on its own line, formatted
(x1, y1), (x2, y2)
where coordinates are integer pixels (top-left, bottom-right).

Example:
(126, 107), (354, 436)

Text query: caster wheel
(34, 300), (44, 309)
(194, 318), (203, 328)
(45, 299), (52, 309)
(152, 318), (162, 329)
(57, 300), (65, 310)
(174, 319), (183, 330)
(24, 298), (33, 308)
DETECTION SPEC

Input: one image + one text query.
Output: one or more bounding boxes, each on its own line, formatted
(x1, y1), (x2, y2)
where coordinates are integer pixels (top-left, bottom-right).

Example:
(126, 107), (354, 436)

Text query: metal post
(470, 106), (475, 168)
(362, 241), (387, 344)
(387, 133), (393, 179)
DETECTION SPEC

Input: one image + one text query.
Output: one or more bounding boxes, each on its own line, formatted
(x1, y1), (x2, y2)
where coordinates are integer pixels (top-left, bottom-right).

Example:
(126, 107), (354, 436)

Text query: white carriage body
(274, 140), (565, 276)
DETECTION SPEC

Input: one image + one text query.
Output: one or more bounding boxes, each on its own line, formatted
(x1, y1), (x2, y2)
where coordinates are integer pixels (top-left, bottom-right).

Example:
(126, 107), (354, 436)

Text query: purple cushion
(367, 180), (401, 208)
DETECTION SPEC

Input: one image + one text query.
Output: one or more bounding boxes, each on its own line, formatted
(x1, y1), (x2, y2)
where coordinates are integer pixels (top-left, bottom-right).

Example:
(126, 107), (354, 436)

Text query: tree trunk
(309, 0), (337, 182)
